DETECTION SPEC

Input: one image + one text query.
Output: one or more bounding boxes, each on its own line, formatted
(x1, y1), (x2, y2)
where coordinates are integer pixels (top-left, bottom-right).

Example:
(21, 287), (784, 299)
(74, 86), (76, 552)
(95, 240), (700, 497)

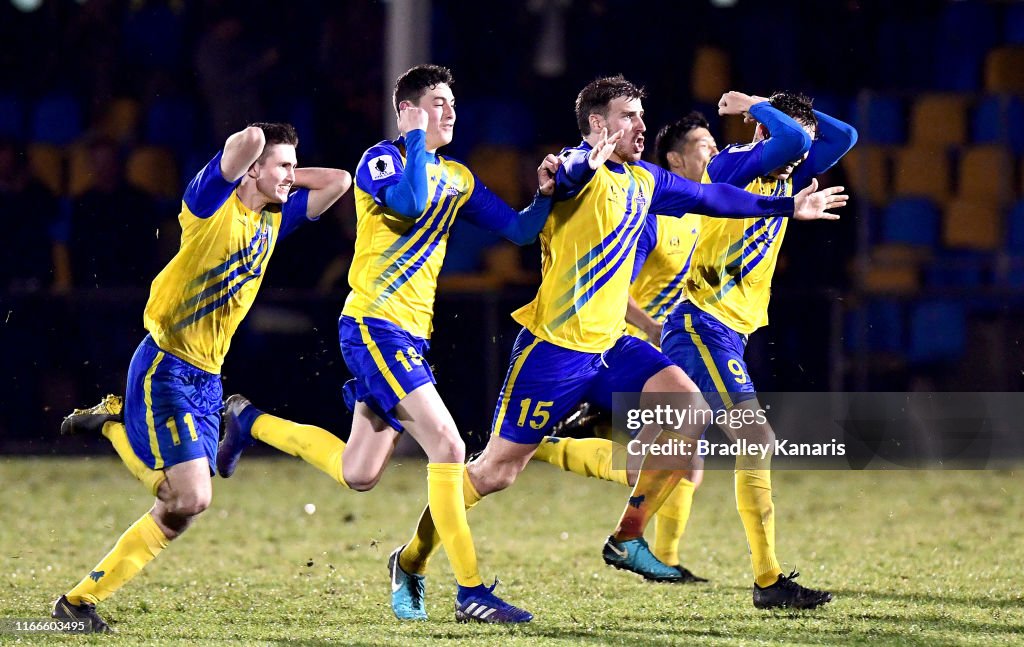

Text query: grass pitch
(1, 457), (1022, 645)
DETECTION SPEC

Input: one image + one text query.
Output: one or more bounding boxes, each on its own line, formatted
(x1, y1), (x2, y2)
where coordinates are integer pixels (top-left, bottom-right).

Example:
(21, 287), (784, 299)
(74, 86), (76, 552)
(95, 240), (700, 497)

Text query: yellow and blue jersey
(627, 212), (700, 340)
(342, 135), (547, 339)
(512, 141), (794, 354)
(143, 151), (312, 374)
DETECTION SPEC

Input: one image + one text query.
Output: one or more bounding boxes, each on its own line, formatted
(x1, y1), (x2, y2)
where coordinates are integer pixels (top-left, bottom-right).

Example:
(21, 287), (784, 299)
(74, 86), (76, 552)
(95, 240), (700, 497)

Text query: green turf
(1, 457), (1022, 645)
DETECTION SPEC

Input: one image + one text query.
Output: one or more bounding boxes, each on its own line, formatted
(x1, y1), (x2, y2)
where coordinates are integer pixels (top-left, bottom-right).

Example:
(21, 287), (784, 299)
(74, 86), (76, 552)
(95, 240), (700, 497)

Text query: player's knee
(475, 462), (520, 495)
(430, 428), (465, 464)
(172, 491), (211, 517)
(342, 465), (382, 492)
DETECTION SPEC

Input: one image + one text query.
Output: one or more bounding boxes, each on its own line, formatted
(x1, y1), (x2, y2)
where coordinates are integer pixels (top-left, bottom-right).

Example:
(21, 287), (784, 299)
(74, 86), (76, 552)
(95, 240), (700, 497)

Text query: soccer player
(215, 65), (562, 624)
(656, 90), (857, 609)
(53, 123), (353, 632)
(533, 112), (719, 581)
(390, 76), (846, 609)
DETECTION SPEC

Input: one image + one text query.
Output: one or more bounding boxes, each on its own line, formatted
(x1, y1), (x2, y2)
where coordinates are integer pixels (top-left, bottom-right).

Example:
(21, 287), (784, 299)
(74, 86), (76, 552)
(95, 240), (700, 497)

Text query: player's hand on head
(792, 178), (848, 221)
(588, 128), (623, 170)
(397, 103), (429, 135)
(718, 91), (755, 116)
(537, 153), (562, 196)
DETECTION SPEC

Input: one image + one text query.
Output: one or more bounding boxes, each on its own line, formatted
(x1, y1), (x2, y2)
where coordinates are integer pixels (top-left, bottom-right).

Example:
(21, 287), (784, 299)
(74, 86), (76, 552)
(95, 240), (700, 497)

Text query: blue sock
(238, 403), (264, 437)
(456, 583), (490, 603)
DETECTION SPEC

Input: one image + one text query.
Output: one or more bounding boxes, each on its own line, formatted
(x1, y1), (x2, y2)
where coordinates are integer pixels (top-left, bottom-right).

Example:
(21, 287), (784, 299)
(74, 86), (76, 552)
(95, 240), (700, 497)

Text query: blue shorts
(124, 336), (223, 473)
(491, 328), (674, 445)
(661, 302), (757, 414)
(339, 315), (435, 432)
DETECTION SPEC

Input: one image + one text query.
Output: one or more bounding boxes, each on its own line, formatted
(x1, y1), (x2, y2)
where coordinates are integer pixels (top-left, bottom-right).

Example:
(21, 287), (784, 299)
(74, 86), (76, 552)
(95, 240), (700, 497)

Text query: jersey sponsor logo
(728, 143), (757, 153)
(369, 155), (396, 180)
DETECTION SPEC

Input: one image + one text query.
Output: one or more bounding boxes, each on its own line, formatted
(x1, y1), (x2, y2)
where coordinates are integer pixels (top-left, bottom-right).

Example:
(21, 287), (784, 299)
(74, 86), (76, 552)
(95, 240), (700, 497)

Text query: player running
(55, 123), (352, 632)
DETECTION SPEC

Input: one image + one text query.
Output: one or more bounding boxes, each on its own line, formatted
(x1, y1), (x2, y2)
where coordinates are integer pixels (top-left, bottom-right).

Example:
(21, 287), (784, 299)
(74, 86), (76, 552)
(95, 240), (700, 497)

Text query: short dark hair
(654, 111), (710, 169)
(393, 64), (454, 113)
(249, 122), (299, 149)
(575, 75), (646, 136)
(768, 92), (817, 133)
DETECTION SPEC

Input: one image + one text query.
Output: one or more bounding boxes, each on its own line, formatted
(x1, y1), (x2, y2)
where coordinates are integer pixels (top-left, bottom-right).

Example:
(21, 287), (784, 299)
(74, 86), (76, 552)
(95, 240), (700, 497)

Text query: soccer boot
(602, 536), (682, 582)
(454, 580), (532, 624)
(388, 545), (427, 620)
(51, 595), (111, 633)
(60, 394), (123, 436)
(216, 394), (256, 478)
(753, 571), (833, 609)
(673, 564), (709, 583)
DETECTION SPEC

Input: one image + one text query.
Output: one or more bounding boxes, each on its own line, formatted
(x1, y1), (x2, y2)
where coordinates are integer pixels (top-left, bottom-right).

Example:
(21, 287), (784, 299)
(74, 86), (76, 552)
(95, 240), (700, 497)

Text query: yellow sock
(653, 477), (695, 566)
(102, 422), (166, 496)
(532, 437), (630, 487)
(252, 413), (348, 487)
(65, 512), (169, 606)
(424, 463), (482, 587)
(400, 468), (481, 576)
(736, 469), (782, 587)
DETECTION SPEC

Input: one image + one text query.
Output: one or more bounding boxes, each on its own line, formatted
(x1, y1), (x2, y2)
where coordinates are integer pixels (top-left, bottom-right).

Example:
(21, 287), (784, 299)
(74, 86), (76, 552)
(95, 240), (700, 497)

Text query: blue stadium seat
(845, 299), (904, 354)
(851, 93), (905, 145)
(30, 94), (82, 146)
(923, 250), (989, 288)
(881, 197), (940, 248)
(1005, 2), (1024, 45)
(144, 97), (199, 158)
(971, 95), (1024, 154)
(1007, 200), (1024, 255)
(908, 300), (966, 363)
(933, 0), (996, 92)
(0, 95), (23, 138)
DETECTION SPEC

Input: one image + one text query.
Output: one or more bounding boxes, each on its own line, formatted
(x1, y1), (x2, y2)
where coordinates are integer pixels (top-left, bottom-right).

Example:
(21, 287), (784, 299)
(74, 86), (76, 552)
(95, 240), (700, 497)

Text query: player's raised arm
(717, 92), (812, 186)
(794, 110), (859, 182)
(294, 167), (353, 219)
(382, 106), (430, 218)
(458, 153), (562, 246)
(220, 126), (266, 182)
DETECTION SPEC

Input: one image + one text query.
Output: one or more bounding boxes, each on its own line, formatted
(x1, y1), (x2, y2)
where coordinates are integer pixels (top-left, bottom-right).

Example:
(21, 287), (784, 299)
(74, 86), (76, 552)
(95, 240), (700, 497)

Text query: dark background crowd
(3, 0), (1024, 453)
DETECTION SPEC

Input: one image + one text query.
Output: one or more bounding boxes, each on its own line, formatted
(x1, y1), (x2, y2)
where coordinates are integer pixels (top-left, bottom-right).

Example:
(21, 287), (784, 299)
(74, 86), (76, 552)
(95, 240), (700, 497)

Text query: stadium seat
(984, 46), (1024, 94)
(933, 0), (995, 92)
(845, 298), (904, 353)
(30, 94), (83, 146)
(1007, 199), (1024, 254)
(923, 250), (989, 288)
(27, 143), (64, 194)
(1006, 2), (1024, 45)
(908, 300), (966, 363)
(971, 94), (1024, 155)
(957, 145), (1013, 205)
(851, 93), (905, 145)
(909, 94), (969, 147)
(126, 146), (179, 199)
(66, 144), (94, 197)
(841, 145), (889, 207)
(881, 197), (941, 248)
(468, 145), (522, 205)
(96, 98), (141, 144)
(943, 198), (1001, 251)
(892, 146), (951, 203)
(0, 95), (23, 138)
(144, 97), (198, 157)
(860, 244), (923, 294)
(691, 46), (731, 104)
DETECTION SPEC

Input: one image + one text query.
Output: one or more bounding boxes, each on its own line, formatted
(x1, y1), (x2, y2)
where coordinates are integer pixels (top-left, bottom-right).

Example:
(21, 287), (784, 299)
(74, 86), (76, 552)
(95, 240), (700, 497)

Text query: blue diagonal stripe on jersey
(374, 176), (453, 288)
(644, 237), (699, 319)
(548, 206), (649, 330)
(553, 179), (641, 309)
(559, 174), (639, 285)
(187, 212), (271, 291)
(377, 170), (449, 263)
(371, 191), (462, 308)
(179, 225), (271, 314)
(712, 217), (784, 301)
(171, 224), (274, 331)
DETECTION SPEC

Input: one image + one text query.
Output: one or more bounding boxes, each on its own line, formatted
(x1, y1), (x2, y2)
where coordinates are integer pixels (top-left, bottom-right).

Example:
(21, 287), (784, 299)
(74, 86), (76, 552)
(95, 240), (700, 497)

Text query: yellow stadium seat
(27, 143), (64, 194)
(841, 145), (889, 206)
(126, 146), (179, 198)
(97, 98), (141, 143)
(692, 47), (730, 104)
(943, 198), (1001, 250)
(859, 244), (922, 293)
(909, 94), (969, 147)
(892, 146), (951, 203)
(66, 143), (94, 197)
(467, 145), (522, 204)
(957, 145), (1012, 204)
(984, 46), (1024, 94)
